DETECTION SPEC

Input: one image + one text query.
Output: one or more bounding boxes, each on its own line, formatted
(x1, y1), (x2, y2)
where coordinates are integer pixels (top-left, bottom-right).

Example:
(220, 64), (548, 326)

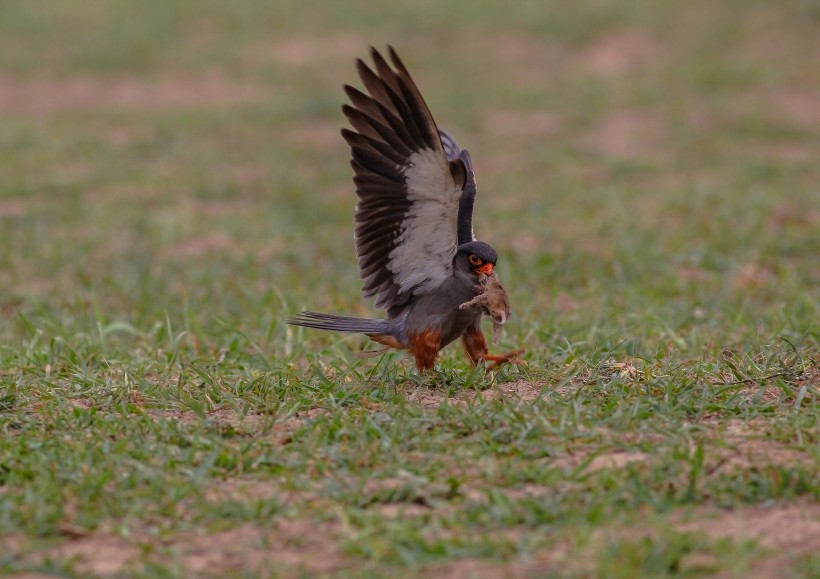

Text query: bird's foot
(356, 346), (391, 359)
(485, 349), (526, 370)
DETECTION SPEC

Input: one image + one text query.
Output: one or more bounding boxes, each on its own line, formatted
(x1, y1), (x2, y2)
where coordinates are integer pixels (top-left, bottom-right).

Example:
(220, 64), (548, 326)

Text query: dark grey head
(455, 240), (498, 276)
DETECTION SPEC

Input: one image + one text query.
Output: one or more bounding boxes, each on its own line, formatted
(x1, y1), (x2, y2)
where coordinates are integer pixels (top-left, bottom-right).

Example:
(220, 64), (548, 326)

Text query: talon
(287, 48), (524, 376)
(485, 349), (526, 370)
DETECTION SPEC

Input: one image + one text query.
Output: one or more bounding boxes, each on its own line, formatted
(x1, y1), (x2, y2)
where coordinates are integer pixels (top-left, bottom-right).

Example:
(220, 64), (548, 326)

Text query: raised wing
(342, 47), (472, 312)
(439, 129), (461, 161)
(439, 129), (477, 245)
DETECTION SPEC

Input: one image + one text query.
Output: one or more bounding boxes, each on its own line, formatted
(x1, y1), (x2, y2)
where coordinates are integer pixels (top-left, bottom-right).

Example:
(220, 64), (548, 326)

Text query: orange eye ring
(468, 254), (482, 266)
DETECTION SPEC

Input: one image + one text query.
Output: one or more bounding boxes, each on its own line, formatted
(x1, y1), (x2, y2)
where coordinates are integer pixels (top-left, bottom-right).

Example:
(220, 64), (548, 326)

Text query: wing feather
(343, 90), (419, 152)
(343, 46), (467, 311)
(341, 129), (407, 166)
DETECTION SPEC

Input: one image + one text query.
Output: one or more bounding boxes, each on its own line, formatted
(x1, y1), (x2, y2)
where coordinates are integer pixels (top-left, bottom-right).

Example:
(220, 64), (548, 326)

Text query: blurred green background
(1, 1), (819, 575)
(1, 0), (817, 357)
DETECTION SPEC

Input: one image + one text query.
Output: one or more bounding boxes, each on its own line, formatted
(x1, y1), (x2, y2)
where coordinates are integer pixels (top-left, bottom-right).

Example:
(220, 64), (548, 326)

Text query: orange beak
(477, 263), (494, 275)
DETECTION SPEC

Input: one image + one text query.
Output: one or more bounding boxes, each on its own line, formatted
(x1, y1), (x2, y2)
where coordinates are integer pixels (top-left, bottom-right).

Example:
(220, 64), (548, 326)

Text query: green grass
(1, 0), (819, 576)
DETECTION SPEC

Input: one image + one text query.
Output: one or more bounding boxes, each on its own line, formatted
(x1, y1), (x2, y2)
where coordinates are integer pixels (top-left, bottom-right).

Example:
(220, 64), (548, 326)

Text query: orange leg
(462, 327), (523, 369)
(462, 327), (489, 366)
(408, 329), (443, 371)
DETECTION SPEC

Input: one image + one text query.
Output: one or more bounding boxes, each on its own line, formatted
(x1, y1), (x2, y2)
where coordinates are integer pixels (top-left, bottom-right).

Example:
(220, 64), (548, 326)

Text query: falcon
(288, 46), (520, 371)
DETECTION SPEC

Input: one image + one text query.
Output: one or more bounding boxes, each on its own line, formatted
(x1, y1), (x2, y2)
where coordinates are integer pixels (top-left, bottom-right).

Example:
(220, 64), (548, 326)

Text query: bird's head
(455, 240), (497, 277)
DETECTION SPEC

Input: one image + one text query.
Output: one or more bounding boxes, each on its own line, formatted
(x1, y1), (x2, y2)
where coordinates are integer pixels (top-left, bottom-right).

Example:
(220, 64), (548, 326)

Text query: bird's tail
(287, 311), (390, 335)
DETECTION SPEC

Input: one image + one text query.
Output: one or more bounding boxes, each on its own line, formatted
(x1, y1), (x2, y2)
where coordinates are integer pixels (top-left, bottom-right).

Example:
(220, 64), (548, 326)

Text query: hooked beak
(476, 263), (494, 275)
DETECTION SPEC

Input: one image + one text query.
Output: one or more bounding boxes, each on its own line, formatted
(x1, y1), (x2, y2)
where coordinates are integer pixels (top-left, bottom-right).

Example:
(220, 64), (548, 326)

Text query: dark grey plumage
(340, 46), (477, 311)
(287, 47), (519, 371)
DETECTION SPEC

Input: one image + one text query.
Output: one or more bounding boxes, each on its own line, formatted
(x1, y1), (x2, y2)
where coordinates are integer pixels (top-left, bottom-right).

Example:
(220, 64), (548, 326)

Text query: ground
(0, 1), (818, 577)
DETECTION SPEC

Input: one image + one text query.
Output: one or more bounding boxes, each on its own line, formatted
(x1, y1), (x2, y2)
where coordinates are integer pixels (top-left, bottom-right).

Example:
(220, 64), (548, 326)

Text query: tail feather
(287, 311), (389, 335)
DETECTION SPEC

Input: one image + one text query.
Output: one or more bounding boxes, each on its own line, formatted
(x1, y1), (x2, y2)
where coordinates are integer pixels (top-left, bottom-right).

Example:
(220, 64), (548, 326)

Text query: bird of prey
(288, 46), (520, 371)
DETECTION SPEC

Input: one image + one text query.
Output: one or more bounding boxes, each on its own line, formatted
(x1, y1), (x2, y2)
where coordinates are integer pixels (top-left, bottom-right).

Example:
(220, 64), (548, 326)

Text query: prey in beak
(459, 271), (511, 344)
(476, 262), (494, 276)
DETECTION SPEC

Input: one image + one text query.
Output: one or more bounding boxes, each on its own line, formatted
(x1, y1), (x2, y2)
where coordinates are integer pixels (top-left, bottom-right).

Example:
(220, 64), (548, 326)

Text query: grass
(1, 0), (819, 576)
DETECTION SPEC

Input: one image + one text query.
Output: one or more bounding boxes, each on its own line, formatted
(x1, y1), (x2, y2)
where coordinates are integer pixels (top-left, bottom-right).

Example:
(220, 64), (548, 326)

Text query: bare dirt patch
(10, 519), (349, 577)
(578, 109), (668, 162)
(706, 418), (813, 471)
(766, 202), (820, 235)
(551, 449), (650, 474)
(677, 502), (820, 576)
(204, 476), (284, 505)
(577, 28), (662, 79)
(475, 380), (544, 402)
(761, 88), (820, 129)
(148, 408), (271, 436)
(730, 140), (818, 165)
(23, 534), (141, 577)
(423, 556), (557, 579)
(411, 380), (545, 409)
(158, 231), (240, 260)
(374, 502), (432, 519)
(0, 198), (43, 219)
(0, 73), (266, 116)
(286, 120), (342, 151)
(678, 503), (820, 550)
(482, 109), (562, 140)
(147, 407), (330, 444)
(459, 32), (568, 94)
(267, 33), (365, 69)
(713, 439), (809, 472)
(173, 520), (348, 576)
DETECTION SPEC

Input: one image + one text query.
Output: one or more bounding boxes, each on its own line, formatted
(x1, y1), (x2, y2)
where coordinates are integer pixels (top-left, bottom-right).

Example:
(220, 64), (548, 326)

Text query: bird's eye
(468, 254), (482, 266)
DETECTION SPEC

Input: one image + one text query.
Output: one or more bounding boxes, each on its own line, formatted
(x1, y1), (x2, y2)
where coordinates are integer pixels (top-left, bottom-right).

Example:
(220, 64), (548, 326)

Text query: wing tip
(386, 45), (405, 72)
